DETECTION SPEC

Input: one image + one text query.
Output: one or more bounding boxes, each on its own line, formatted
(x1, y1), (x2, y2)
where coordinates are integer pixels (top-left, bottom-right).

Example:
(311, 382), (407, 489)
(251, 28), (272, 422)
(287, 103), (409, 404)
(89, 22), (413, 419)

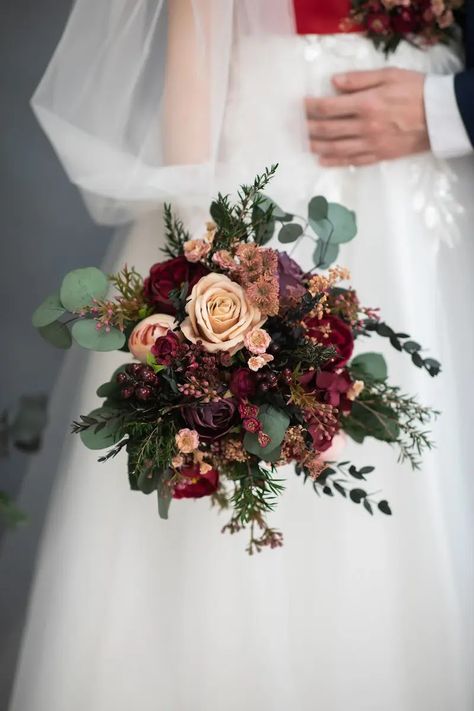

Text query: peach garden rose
(128, 313), (176, 363)
(180, 273), (265, 354)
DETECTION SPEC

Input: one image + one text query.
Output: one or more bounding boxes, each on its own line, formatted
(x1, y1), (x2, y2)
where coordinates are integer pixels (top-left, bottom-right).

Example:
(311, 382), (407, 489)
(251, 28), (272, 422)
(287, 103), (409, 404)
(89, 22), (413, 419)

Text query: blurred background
(0, 1), (112, 706)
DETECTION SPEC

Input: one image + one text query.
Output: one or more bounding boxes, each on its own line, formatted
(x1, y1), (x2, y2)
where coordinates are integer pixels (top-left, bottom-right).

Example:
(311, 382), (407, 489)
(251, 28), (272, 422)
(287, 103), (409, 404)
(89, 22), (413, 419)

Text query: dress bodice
(293, 0), (359, 35)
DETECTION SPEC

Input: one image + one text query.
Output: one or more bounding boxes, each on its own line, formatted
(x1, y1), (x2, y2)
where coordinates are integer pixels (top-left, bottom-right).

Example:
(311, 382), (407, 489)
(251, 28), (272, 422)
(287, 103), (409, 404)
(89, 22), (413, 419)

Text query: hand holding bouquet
(33, 166), (440, 553)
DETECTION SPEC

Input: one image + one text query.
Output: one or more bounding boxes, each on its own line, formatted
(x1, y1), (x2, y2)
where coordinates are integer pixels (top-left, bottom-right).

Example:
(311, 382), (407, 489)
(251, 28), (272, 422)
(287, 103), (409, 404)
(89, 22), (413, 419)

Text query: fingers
(310, 137), (369, 159)
(305, 94), (360, 119)
(307, 118), (365, 140)
(319, 153), (377, 168)
(332, 68), (397, 92)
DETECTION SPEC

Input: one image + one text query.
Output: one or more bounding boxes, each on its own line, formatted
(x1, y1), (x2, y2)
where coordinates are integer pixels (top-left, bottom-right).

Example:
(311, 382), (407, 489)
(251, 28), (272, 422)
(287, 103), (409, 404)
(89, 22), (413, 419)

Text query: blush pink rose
(128, 313), (176, 363)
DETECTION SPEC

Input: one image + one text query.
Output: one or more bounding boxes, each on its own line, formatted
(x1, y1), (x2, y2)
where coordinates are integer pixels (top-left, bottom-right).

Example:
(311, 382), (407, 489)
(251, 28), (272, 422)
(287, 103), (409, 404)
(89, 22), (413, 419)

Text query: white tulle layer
(6, 35), (474, 711)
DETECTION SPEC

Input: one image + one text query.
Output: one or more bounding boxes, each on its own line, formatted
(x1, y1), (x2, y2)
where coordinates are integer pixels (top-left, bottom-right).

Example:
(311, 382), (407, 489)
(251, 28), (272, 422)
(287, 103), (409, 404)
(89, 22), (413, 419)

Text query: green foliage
(243, 404), (290, 461)
(278, 223), (303, 244)
(0, 492), (27, 527)
(71, 320), (125, 351)
(312, 240), (339, 269)
(59, 267), (108, 312)
(361, 319), (441, 377)
(351, 352), (388, 382)
(296, 460), (393, 517)
(73, 406), (125, 450)
(32, 290), (65, 328)
(38, 321), (72, 349)
(161, 203), (191, 258)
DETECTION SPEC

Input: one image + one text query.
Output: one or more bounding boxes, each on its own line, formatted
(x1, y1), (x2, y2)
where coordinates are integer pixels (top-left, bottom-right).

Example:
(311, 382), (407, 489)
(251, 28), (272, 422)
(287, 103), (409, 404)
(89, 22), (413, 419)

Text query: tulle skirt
(5, 34), (474, 711)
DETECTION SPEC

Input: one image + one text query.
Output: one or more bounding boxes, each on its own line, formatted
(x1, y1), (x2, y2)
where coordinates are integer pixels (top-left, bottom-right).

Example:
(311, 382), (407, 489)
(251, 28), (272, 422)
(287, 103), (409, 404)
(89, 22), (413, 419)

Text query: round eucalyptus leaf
(278, 223), (303, 244)
(32, 290), (65, 328)
(313, 241), (340, 269)
(243, 404), (290, 460)
(60, 267), (108, 312)
(308, 195), (328, 222)
(351, 352), (388, 381)
(79, 407), (123, 450)
(259, 195), (292, 220)
(308, 216), (333, 242)
(38, 321), (72, 349)
(327, 203), (357, 244)
(96, 364), (128, 399)
(72, 319), (125, 351)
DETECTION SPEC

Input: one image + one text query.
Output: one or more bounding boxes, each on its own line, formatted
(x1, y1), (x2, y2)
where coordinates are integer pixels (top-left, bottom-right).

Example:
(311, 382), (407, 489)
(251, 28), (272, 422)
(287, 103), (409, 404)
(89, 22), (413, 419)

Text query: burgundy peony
(151, 331), (180, 366)
(304, 314), (354, 368)
(144, 256), (209, 315)
(316, 370), (353, 415)
(182, 398), (238, 440)
(173, 464), (219, 499)
(277, 252), (305, 301)
(229, 368), (257, 399)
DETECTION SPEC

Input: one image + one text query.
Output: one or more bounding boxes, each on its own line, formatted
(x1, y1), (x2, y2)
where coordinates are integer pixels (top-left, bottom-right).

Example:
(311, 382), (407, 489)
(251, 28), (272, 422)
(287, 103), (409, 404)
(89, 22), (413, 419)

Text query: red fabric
(293, 0), (360, 35)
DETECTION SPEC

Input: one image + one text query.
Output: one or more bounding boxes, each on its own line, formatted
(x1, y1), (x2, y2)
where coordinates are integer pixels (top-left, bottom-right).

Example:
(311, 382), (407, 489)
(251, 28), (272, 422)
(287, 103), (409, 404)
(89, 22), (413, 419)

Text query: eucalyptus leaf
(60, 267), (108, 312)
(308, 195), (328, 221)
(278, 223), (303, 244)
(259, 194), (293, 221)
(72, 319), (125, 351)
(96, 364), (128, 399)
(32, 290), (65, 328)
(326, 203), (357, 244)
(38, 321), (72, 349)
(243, 404), (290, 460)
(158, 480), (172, 520)
(313, 240), (340, 269)
(308, 216), (333, 242)
(351, 352), (388, 381)
(79, 407), (123, 450)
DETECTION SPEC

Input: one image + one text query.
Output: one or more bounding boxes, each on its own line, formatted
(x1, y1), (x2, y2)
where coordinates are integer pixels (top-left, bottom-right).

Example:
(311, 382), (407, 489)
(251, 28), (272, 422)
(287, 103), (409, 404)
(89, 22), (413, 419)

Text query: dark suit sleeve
(454, 69), (474, 148)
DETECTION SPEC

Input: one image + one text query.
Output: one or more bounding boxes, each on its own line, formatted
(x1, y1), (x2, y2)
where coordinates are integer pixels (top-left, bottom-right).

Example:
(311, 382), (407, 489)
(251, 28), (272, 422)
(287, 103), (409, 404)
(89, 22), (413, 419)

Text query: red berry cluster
(117, 364), (159, 402)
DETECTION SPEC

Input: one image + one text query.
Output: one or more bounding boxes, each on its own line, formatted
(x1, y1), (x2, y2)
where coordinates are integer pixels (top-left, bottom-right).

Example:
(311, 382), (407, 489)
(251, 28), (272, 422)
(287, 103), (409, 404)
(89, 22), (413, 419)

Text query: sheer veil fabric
(5, 1), (474, 709)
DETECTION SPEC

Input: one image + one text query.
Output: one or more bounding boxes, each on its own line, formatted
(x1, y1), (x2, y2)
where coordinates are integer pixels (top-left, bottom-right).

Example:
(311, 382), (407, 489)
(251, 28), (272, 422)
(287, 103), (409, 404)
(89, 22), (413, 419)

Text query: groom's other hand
(306, 68), (429, 167)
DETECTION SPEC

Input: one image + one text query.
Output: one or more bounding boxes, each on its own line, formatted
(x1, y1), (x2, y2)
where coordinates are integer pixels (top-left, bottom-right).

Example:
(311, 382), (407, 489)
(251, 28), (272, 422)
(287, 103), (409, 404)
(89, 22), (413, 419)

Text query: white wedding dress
(3, 2), (474, 710)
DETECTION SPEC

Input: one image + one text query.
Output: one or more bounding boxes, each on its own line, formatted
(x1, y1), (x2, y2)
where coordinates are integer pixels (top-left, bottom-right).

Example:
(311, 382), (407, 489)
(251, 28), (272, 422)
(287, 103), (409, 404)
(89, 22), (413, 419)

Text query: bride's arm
(163, 0), (211, 165)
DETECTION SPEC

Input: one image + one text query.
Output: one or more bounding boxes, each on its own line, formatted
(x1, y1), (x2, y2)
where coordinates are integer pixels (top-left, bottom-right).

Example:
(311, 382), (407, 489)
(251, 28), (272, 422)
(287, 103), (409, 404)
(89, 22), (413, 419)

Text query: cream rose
(180, 273), (265, 354)
(128, 313), (176, 363)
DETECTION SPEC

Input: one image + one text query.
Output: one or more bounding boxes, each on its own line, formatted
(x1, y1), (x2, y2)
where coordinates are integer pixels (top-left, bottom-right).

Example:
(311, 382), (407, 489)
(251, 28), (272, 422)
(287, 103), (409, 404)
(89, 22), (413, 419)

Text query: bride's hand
(305, 68), (430, 167)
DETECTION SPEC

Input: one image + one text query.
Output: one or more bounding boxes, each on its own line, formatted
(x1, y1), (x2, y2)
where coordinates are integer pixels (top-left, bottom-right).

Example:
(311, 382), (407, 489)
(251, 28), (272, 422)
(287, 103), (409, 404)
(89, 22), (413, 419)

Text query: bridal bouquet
(348, 0), (463, 54)
(33, 167), (440, 552)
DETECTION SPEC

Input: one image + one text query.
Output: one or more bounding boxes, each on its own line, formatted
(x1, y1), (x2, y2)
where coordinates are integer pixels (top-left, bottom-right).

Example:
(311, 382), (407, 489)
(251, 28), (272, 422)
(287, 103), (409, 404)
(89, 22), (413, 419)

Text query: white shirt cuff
(424, 74), (473, 160)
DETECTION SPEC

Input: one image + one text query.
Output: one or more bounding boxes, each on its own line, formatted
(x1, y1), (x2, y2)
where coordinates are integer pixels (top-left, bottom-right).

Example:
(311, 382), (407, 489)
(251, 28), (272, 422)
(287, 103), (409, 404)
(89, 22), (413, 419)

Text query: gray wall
(0, 1), (111, 706)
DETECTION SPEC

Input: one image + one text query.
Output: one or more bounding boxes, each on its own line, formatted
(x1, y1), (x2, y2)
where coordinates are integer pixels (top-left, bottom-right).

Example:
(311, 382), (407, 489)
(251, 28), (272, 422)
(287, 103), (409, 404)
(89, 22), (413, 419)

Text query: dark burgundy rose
(391, 8), (418, 34)
(366, 12), (391, 34)
(304, 315), (354, 368)
(173, 464), (219, 499)
(182, 398), (238, 440)
(229, 368), (257, 399)
(277, 252), (305, 300)
(151, 331), (180, 366)
(144, 256), (209, 315)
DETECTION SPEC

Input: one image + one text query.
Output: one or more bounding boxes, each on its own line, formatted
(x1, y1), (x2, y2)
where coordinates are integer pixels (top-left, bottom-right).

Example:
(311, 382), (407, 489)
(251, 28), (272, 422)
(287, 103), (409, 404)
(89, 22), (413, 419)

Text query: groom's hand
(306, 68), (430, 167)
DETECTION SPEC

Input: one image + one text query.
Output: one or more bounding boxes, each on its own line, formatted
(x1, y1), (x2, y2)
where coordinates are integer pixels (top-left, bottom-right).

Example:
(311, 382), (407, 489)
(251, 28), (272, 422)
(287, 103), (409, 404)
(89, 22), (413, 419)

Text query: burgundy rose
(173, 464), (219, 499)
(278, 252), (305, 301)
(182, 398), (238, 440)
(366, 12), (391, 34)
(151, 331), (180, 366)
(229, 368), (257, 399)
(144, 256), (209, 315)
(391, 8), (418, 34)
(304, 315), (354, 368)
